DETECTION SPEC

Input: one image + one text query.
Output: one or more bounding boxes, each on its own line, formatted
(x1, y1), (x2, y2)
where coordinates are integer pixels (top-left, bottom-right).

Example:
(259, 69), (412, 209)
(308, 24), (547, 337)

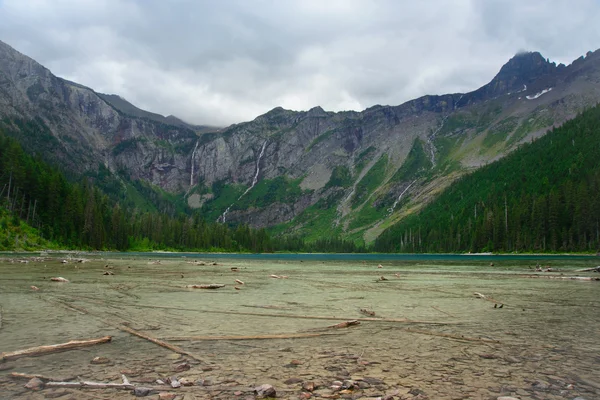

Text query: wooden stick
(1, 336), (112, 362)
(402, 328), (500, 343)
(47, 297), (205, 363)
(432, 306), (456, 318)
(575, 266), (600, 272)
(10, 372), (58, 382)
(161, 332), (346, 341)
(185, 284), (225, 289)
(46, 381), (133, 390)
(97, 301), (456, 325)
(473, 292), (504, 304)
(523, 275), (600, 281)
(328, 320), (360, 329)
(116, 324), (204, 362)
(360, 308), (376, 317)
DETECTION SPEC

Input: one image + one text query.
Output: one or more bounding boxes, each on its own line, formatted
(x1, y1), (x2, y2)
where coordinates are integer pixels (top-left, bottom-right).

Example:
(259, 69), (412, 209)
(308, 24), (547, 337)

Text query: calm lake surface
(1, 253), (599, 399)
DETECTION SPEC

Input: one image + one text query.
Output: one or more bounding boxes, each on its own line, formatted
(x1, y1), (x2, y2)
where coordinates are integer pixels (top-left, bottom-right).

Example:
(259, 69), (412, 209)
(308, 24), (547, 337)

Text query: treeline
(0, 130), (273, 252)
(375, 104), (600, 253)
(272, 235), (367, 253)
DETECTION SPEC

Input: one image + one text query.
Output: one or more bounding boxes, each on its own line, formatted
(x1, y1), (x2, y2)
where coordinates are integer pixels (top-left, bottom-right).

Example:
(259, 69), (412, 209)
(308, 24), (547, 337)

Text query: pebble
(158, 393), (176, 400)
(173, 362), (190, 372)
(44, 389), (72, 398)
(24, 377), (44, 391)
(90, 356), (111, 364)
(179, 377), (193, 386)
(133, 387), (154, 397)
(497, 397), (520, 400)
(170, 379), (181, 388)
(254, 383), (276, 399)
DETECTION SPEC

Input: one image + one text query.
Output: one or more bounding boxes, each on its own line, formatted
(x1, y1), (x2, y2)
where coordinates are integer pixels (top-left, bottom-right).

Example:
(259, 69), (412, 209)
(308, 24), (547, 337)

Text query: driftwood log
(328, 320), (360, 329)
(525, 275), (600, 281)
(160, 332), (346, 341)
(46, 296), (205, 363)
(360, 308), (376, 317)
(403, 328), (500, 343)
(0, 336), (112, 362)
(185, 284), (225, 289)
(473, 292), (504, 304)
(575, 266), (600, 272)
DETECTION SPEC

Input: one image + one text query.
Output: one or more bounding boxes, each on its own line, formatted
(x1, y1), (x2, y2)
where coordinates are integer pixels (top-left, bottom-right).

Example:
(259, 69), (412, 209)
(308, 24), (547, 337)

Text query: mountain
(1, 39), (600, 243)
(96, 92), (217, 133)
(0, 40), (209, 192)
(374, 102), (600, 253)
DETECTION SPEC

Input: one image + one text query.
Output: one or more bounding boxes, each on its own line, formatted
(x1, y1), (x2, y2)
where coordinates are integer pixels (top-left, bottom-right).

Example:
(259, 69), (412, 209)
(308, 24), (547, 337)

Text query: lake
(1, 253), (599, 399)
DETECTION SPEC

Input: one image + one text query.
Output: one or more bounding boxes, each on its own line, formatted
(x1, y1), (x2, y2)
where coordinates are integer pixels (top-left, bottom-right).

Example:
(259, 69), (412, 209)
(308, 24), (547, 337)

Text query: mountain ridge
(1, 38), (600, 243)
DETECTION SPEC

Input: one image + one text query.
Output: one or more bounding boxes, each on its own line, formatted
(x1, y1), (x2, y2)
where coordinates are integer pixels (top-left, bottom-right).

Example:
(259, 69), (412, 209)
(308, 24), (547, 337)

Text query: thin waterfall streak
(388, 180), (417, 215)
(427, 115), (448, 166)
(239, 141), (267, 200)
(186, 140), (200, 196)
(218, 141), (267, 223)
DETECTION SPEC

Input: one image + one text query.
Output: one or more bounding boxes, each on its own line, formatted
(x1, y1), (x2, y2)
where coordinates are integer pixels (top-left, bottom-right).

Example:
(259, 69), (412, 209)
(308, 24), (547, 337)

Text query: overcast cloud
(1, 0), (600, 126)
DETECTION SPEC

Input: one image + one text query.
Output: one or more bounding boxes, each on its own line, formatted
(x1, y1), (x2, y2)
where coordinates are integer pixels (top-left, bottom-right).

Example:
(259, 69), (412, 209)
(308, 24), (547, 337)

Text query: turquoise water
(9, 250), (598, 262)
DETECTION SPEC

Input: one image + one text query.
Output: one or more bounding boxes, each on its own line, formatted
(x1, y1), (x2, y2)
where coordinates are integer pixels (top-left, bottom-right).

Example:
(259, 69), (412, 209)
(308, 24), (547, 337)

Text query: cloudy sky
(1, 0), (600, 126)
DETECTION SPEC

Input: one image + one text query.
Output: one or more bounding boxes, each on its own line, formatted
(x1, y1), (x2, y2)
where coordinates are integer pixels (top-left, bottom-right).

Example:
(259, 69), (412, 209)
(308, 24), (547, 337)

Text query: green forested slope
(375, 104), (600, 253)
(0, 130), (273, 252)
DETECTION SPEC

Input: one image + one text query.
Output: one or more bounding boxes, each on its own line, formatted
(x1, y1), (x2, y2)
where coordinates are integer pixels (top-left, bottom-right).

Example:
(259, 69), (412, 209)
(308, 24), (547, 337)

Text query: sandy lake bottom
(0, 254), (599, 400)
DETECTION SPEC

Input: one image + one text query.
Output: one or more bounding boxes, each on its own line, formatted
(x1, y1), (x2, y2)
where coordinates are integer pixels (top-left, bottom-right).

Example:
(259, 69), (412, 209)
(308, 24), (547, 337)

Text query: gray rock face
(3, 39), (600, 239)
(0, 40), (198, 192)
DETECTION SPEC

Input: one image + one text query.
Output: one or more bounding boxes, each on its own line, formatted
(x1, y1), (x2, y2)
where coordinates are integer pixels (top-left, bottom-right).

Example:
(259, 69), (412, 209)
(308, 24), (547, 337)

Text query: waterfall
(186, 139), (200, 196)
(239, 140), (267, 200)
(217, 141), (268, 223)
(426, 115), (448, 167)
(387, 180), (417, 215)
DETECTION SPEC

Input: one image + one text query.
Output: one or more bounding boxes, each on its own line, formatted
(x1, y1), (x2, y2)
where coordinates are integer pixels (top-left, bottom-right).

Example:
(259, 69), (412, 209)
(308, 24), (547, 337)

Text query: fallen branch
(523, 275), (600, 281)
(575, 266), (600, 272)
(10, 372), (59, 381)
(359, 308), (376, 317)
(46, 375), (134, 390)
(432, 306), (456, 318)
(473, 292), (504, 304)
(116, 324), (204, 362)
(328, 320), (360, 329)
(46, 297), (205, 363)
(106, 301), (458, 325)
(160, 332), (347, 341)
(185, 284), (225, 289)
(402, 328), (500, 344)
(46, 381), (132, 390)
(1, 336), (112, 362)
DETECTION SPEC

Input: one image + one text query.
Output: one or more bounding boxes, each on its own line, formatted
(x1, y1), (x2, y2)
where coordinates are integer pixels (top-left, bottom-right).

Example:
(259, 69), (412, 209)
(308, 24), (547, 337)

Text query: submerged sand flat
(0, 254), (599, 399)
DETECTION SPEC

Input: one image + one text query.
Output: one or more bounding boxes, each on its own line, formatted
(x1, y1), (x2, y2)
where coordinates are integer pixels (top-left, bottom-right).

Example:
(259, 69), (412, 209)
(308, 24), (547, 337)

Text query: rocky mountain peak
(493, 51), (556, 87)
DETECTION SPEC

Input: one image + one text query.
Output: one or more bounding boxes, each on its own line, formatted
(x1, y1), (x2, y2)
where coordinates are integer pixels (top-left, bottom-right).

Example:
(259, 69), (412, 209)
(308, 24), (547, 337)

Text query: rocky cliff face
(2, 39), (600, 241)
(0, 40), (199, 192)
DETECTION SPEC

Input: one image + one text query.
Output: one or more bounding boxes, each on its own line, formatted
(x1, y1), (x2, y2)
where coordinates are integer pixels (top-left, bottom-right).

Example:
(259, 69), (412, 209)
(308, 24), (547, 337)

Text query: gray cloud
(1, 0), (600, 126)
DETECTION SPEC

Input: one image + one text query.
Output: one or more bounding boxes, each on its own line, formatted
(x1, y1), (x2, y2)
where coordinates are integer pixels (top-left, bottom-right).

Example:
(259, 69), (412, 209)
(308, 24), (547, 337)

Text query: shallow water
(1, 254), (599, 399)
